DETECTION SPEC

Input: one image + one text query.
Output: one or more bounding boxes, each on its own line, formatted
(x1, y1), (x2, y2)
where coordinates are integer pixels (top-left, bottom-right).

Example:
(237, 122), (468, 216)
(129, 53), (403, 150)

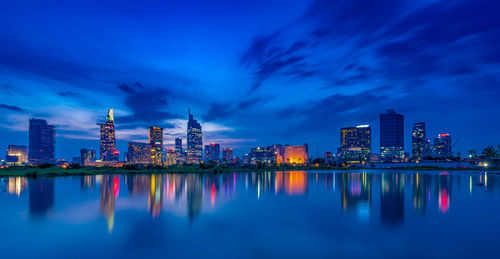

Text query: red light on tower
(113, 150), (120, 155)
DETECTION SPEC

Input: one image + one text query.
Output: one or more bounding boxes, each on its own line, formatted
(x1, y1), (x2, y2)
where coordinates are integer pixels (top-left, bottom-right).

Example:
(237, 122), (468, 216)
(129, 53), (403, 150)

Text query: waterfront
(1, 170), (500, 258)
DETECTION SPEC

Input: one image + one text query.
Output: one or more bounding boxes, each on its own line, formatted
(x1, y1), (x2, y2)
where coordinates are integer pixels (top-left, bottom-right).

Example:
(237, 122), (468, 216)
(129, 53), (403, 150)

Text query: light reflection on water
(0, 170), (499, 258)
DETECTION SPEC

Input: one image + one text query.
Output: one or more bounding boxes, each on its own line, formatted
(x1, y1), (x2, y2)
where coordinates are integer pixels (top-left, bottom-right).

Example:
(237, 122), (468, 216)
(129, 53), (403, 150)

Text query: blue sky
(1, 0), (499, 159)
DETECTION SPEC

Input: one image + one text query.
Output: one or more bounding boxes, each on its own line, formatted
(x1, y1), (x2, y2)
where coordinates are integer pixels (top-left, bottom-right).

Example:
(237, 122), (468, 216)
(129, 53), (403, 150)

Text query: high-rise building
(6, 145), (28, 165)
(434, 133), (452, 159)
(80, 148), (96, 165)
(149, 126), (163, 165)
(247, 146), (276, 165)
(204, 143), (220, 162)
(222, 147), (234, 163)
(175, 138), (183, 154)
(29, 118), (55, 164)
(412, 122), (427, 160)
(338, 125), (371, 163)
(164, 148), (178, 166)
(187, 109), (203, 164)
(283, 144), (309, 165)
(380, 109), (404, 162)
(127, 142), (152, 164)
(97, 109), (118, 161)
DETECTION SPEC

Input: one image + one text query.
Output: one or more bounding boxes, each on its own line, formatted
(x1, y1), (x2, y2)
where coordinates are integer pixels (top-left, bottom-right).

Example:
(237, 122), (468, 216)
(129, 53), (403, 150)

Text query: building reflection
(274, 171), (308, 196)
(148, 174), (163, 218)
(437, 174), (451, 214)
(341, 173), (371, 220)
(412, 173), (431, 215)
(100, 175), (119, 233)
(380, 173), (405, 225)
(186, 174), (203, 222)
(80, 175), (97, 192)
(28, 178), (55, 219)
(7, 177), (28, 196)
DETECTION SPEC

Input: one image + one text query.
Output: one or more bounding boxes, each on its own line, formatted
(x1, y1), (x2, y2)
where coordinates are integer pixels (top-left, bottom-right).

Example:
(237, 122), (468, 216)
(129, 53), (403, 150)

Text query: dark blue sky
(1, 0), (499, 159)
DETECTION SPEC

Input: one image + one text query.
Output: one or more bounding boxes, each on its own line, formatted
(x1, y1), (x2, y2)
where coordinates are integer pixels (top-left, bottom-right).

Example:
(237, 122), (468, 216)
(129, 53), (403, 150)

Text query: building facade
(186, 110), (203, 164)
(80, 148), (96, 165)
(29, 118), (55, 164)
(283, 144), (309, 165)
(412, 122), (427, 160)
(338, 125), (371, 163)
(222, 147), (234, 163)
(149, 126), (163, 165)
(204, 143), (220, 162)
(6, 145), (28, 165)
(380, 109), (404, 162)
(97, 109), (118, 161)
(175, 138), (183, 154)
(127, 142), (152, 164)
(434, 133), (452, 159)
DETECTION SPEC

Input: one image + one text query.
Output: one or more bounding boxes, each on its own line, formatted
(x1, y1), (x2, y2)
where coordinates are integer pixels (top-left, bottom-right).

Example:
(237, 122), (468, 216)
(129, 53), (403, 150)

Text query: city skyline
(1, 0), (500, 159)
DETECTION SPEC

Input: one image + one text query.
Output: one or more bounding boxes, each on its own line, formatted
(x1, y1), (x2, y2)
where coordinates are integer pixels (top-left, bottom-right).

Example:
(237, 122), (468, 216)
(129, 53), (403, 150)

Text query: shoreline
(0, 165), (498, 177)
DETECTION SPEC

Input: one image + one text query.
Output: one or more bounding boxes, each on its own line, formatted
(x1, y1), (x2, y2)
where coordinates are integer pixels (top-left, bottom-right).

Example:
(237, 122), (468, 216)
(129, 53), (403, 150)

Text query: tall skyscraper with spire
(186, 109), (203, 164)
(97, 109), (118, 161)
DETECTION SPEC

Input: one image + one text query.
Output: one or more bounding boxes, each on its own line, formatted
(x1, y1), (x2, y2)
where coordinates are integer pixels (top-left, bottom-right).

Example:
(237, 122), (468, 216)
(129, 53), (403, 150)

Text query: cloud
(0, 104), (24, 112)
(202, 97), (267, 122)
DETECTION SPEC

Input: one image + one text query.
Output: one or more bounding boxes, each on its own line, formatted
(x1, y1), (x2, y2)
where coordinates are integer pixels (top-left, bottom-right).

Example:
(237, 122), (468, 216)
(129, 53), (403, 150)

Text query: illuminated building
(149, 126), (163, 165)
(6, 145), (28, 165)
(412, 122), (427, 160)
(187, 109), (203, 164)
(29, 118), (55, 164)
(175, 137), (183, 154)
(97, 109), (118, 161)
(164, 148), (178, 166)
(247, 146), (276, 165)
(324, 151), (335, 164)
(222, 147), (234, 163)
(380, 109), (404, 162)
(338, 125), (371, 164)
(434, 133), (452, 159)
(80, 148), (96, 165)
(283, 144), (308, 165)
(204, 143), (220, 162)
(127, 142), (152, 164)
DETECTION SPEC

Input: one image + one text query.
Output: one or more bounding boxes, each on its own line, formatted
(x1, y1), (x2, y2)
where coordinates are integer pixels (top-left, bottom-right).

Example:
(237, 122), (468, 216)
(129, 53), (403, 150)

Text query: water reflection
(1, 171), (499, 232)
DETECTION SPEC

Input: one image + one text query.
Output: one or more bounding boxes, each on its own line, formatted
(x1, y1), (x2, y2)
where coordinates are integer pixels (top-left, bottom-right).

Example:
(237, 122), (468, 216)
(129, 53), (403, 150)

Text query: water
(0, 170), (499, 258)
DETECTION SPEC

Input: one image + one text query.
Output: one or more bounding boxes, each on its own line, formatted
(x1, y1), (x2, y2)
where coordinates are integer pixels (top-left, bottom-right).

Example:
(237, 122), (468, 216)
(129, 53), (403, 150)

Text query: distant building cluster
(1, 106), (477, 168)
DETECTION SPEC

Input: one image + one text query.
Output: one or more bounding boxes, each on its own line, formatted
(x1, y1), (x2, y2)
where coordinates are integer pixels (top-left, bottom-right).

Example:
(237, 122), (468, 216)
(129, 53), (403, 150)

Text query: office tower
(164, 148), (178, 166)
(338, 125), (371, 163)
(127, 142), (152, 164)
(187, 109), (203, 164)
(412, 122), (427, 160)
(248, 146), (276, 165)
(29, 118), (55, 164)
(80, 148), (96, 165)
(97, 109), (118, 161)
(5, 145), (28, 165)
(380, 109), (404, 162)
(204, 143), (220, 162)
(283, 144), (309, 165)
(175, 137), (183, 154)
(149, 126), (163, 165)
(222, 147), (234, 163)
(434, 133), (452, 159)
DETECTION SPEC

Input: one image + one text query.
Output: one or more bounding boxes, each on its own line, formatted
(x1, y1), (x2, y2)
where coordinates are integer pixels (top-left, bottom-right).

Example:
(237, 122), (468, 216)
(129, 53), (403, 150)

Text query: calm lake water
(1, 170), (499, 258)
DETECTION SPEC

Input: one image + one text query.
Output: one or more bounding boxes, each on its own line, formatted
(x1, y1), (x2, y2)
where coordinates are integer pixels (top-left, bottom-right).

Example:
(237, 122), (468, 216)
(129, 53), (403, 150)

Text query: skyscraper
(338, 125), (371, 163)
(412, 122), (427, 160)
(149, 126), (163, 165)
(29, 118), (55, 164)
(204, 143), (220, 162)
(434, 133), (452, 159)
(380, 109), (404, 162)
(175, 137), (183, 154)
(187, 109), (203, 164)
(127, 142), (152, 164)
(222, 147), (234, 163)
(97, 109), (118, 161)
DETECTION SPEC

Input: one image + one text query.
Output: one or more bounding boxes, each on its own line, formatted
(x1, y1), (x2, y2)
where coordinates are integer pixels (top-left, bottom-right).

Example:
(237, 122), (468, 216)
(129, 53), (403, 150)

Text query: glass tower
(380, 109), (404, 162)
(338, 125), (371, 163)
(29, 118), (55, 164)
(412, 122), (427, 160)
(149, 126), (163, 165)
(187, 109), (203, 164)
